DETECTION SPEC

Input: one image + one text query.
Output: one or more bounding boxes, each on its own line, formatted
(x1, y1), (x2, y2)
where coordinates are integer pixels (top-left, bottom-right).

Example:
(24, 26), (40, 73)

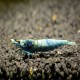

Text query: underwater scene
(0, 0), (80, 80)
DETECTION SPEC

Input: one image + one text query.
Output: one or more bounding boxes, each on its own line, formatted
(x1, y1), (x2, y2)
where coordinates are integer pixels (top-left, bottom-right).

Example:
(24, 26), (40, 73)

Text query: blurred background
(0, 0), (80, 40)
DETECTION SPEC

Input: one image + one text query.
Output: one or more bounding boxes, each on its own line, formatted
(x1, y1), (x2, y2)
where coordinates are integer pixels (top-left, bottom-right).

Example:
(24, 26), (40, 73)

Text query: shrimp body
(11, 39), (76, 55)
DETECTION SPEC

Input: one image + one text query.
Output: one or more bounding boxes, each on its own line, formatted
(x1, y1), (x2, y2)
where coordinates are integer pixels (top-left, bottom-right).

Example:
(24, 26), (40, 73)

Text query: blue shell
(11, 39), (76, 55)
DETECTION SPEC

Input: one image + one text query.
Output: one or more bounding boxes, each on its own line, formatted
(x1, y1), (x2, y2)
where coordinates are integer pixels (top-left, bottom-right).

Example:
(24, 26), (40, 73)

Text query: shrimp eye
(24, 41), (32, 49)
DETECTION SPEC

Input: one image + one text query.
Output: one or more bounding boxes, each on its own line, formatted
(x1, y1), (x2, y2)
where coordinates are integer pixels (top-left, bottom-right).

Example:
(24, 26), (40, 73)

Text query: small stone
(57, 51), (62, 54)
(77, 30), (80, 33)
(52, 15), (57, 22)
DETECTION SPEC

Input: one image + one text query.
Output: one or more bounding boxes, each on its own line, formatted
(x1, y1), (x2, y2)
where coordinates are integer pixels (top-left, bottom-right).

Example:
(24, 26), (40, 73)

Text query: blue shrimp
(11, 39), (76, 55)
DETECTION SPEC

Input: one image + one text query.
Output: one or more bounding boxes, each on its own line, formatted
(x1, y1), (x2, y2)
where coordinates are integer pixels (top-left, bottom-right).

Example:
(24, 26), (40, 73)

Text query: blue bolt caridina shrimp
(11, 39), (76, 55)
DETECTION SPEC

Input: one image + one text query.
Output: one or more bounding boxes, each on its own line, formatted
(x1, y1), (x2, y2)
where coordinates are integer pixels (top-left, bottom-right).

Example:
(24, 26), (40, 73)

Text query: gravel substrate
(0, 0), (80, 80)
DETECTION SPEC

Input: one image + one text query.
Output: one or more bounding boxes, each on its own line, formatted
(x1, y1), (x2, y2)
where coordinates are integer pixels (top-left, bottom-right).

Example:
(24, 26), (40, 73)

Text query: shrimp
(11, 39), (76, 55)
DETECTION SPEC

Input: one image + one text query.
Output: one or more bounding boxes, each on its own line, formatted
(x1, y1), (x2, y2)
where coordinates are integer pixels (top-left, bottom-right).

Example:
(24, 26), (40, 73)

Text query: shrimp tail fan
(66, 41), (76, 45)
